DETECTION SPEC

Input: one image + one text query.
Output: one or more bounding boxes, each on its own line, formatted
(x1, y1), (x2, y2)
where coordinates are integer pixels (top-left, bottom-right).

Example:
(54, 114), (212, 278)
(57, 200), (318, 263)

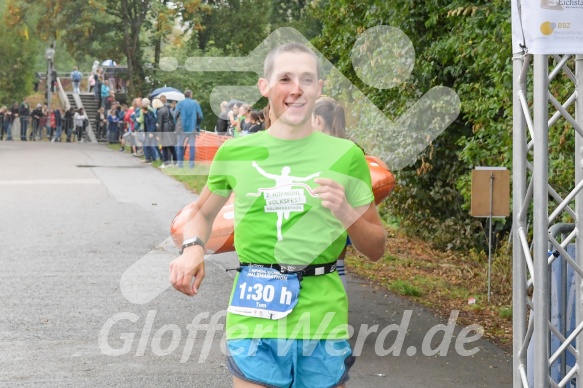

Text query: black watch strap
(180, 237), (205, 254)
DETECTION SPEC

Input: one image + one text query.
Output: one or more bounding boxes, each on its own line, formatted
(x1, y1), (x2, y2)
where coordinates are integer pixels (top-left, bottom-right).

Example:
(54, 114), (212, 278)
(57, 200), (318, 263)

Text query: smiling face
(258, 50), (322, 133)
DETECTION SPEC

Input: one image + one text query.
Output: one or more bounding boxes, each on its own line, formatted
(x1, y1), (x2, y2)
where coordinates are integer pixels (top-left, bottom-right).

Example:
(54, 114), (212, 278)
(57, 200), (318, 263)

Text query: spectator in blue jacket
(140, 98), (158, 164)
(174, 90), (203, 168)
(51, 107), (63, 142)
(107, 105), (120, 144)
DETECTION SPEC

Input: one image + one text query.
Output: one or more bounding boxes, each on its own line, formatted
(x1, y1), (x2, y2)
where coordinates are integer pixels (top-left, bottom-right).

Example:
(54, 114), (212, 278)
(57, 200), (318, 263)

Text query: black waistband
(236, 261), (337, 277)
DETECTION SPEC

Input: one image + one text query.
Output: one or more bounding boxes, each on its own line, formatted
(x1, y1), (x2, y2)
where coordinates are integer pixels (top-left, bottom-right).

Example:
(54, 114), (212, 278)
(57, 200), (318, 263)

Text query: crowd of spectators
(0, 95), (267, 167)
(0, 66), (267, 171)
(98, 94), (267, 168)
(216, 100), (266, 136)
(0, 96), (105, 143)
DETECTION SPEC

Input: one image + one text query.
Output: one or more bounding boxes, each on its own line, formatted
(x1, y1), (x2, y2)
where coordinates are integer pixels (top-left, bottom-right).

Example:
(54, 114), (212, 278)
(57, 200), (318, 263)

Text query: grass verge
(106, 143), (208, 194)
(346, 228), (513, 351)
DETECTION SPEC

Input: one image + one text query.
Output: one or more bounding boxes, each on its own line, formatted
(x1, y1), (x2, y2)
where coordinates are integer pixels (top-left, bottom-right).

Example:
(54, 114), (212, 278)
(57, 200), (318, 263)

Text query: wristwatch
(180, 237), (205, 254)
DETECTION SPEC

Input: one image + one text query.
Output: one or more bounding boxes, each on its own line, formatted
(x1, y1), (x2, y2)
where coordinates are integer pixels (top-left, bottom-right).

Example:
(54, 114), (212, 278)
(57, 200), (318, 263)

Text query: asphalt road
(0, 141), (512, 387)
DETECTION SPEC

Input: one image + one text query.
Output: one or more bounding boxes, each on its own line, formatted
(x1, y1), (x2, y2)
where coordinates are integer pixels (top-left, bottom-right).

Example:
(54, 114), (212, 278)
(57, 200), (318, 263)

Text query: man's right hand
(169, 246), (205, 296)
(168, 187), (230, 297)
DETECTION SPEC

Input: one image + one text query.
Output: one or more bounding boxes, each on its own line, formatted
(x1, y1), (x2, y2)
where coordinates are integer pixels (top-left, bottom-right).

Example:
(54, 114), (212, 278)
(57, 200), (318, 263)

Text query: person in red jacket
(122, 100), (137, 154)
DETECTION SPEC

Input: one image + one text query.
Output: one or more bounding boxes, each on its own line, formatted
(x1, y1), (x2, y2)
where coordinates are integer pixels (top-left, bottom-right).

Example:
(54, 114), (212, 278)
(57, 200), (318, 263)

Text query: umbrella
(150, 86), (181, 98)
(102, 59), (117, 66)
(158, 91), (185, 102)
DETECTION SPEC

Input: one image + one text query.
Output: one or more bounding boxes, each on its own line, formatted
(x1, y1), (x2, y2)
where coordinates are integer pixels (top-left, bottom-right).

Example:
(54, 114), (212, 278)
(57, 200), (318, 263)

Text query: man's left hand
(313, 178), (357, 226)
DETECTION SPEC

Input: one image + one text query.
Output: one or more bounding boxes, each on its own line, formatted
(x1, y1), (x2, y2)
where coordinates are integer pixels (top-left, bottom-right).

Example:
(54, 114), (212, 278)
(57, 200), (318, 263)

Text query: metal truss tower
(513, 52), (583, 387)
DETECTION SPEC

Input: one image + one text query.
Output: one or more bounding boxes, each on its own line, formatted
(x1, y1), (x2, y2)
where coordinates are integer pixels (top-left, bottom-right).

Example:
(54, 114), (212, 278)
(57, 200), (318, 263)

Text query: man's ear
(317, 79), (323, 98)
(258, 78), (270, 97)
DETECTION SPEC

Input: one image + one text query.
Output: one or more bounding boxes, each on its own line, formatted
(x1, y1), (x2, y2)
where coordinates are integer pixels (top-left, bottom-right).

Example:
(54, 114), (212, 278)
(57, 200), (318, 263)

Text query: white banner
(512, 0), (583, 54)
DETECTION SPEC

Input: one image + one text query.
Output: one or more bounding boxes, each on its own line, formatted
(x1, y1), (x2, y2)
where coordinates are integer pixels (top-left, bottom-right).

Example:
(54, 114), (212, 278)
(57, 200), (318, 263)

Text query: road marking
(0, 179), (101, 185)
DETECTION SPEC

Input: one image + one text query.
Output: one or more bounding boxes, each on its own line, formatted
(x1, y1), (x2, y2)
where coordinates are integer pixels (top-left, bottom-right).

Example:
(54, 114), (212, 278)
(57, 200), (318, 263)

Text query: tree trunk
(131, 17), (146, 96)
(198, 25), (206, 51)
(154, 29), (161, 66)
(124, 20), (145, 97)
(154, 0), (167, 66)
(123, 21), (135, 97)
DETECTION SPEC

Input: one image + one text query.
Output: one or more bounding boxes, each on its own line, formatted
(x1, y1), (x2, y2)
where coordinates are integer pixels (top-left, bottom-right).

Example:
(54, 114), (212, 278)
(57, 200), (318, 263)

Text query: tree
(268, 0), (320, 39)
(149, 43), (259, 130)
(91, 0), (152, 95)
(194, 0), (319, 55)
(6, 0), (205, 96)
(194, 0), (271, 55)
(0, 2), (37, 102)
(310, 0), (514, 250)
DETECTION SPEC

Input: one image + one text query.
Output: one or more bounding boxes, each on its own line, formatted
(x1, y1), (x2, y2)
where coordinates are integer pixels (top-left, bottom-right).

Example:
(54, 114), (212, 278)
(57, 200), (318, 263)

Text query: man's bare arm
(344, 203), (386, 261)
(169, 186), (230, 296)
(314, 178), (386, 261)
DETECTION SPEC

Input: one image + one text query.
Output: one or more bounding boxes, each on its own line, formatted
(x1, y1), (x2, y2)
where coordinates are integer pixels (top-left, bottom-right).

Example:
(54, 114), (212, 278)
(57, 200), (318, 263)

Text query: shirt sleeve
(197, 103), (203, 120)
(206, 141), (234, 198)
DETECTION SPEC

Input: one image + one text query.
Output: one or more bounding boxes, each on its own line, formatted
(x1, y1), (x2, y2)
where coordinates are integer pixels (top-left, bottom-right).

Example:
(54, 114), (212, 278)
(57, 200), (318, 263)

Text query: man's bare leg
(233, 376), (267, 388)
(234, 377), (346, 387)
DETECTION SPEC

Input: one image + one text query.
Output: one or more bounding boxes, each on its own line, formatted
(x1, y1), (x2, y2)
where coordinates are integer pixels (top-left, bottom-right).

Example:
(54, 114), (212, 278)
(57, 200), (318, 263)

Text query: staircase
(66, 93), (75, 110)
(66, 92), (101, 142)
(79, 93), (99, 138)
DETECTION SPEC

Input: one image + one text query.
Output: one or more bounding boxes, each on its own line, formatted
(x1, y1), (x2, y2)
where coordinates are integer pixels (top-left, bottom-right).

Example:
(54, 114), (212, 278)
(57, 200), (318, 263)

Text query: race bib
(228, 266), (300, 320)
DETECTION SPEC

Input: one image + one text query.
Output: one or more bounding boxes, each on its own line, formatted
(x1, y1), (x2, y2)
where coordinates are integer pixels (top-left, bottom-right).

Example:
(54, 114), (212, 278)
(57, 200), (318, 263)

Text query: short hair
(152, 98), (164, 109)
(184, 90), (192, 98)
(263, 42), (320, 81)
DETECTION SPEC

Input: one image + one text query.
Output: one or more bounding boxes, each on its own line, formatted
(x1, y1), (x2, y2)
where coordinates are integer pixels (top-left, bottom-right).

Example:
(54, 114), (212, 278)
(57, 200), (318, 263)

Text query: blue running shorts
(226, 338), (355, 388)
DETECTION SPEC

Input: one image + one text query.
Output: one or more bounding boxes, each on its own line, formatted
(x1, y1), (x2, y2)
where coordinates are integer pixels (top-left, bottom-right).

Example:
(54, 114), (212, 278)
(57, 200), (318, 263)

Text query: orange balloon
(366, 156), (396, 205)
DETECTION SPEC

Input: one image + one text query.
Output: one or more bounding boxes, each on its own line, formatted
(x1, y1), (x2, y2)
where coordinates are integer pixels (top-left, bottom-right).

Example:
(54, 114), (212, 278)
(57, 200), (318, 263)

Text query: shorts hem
(330, 354), (355, 388)
(226, 354), (281, 388)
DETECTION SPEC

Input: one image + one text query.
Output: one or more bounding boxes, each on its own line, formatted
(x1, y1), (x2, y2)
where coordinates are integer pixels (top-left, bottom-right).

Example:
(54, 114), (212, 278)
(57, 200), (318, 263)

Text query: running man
(170, 42), (386, 388)
(250, 161), (320, 241)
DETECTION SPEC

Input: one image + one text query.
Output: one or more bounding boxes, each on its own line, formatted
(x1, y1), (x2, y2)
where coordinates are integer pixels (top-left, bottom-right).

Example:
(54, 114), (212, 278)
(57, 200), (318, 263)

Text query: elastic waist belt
(230, 261), (337, 278)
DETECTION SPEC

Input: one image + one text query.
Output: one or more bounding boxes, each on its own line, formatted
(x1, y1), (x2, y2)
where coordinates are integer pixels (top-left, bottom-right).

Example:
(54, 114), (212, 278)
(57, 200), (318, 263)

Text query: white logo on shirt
(248, 161), (320, 241)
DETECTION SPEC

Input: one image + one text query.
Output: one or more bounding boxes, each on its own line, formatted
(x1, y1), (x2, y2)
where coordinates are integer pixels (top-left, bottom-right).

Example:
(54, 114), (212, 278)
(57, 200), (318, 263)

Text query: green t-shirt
(207, 130), (374, 340)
